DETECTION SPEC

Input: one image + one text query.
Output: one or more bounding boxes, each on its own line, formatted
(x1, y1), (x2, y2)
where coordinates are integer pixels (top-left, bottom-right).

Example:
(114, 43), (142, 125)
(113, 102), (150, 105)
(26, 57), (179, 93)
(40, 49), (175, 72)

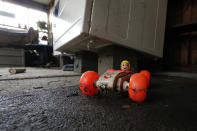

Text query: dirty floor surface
(0, 71), (197, 130)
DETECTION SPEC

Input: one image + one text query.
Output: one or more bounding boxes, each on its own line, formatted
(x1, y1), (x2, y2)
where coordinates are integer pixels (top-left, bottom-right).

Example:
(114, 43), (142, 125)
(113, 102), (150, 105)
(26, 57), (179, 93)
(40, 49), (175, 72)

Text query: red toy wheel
(128, 73), (148, 103)
(140, 70), (150, 86)
(80, 71), (99, 96)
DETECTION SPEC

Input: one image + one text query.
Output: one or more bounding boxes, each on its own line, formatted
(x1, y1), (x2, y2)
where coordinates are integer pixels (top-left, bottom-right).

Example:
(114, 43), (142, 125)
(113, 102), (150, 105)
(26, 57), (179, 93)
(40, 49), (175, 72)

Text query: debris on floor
(121, 104), (131, 109)
(9, 68), (26, 74)
(33, 86), (43, 89)
(8, 103), (23, 108)
(66, 92), (79, 97)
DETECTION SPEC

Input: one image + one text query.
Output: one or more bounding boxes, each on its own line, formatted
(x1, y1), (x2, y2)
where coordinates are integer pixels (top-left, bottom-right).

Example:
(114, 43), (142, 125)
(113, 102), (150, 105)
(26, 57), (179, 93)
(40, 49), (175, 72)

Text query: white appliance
(51, 0), (168, 57)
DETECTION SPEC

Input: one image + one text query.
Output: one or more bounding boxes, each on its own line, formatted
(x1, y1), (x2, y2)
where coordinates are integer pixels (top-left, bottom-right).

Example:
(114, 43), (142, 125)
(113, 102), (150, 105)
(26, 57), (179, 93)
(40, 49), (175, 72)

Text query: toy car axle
(94, 71), (130, 92)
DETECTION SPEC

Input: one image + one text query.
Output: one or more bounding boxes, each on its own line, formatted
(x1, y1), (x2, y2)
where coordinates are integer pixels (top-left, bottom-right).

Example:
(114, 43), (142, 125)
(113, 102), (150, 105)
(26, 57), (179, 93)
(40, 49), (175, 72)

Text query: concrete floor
(0, 68), (80, 81)
(0, 68), (80, 95)
(0, 68), (197, 131)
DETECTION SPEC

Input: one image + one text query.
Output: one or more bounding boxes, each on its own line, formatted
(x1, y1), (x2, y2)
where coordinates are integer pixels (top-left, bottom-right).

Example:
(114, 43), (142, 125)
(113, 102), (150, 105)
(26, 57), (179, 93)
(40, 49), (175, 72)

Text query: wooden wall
(164, 0), (197, 72)
(167, 0), (197, 26)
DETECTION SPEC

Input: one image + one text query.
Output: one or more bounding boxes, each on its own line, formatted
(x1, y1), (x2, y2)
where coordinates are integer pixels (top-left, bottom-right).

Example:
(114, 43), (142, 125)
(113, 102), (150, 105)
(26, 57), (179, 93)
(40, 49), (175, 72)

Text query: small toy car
(79, 69), (150, 103)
